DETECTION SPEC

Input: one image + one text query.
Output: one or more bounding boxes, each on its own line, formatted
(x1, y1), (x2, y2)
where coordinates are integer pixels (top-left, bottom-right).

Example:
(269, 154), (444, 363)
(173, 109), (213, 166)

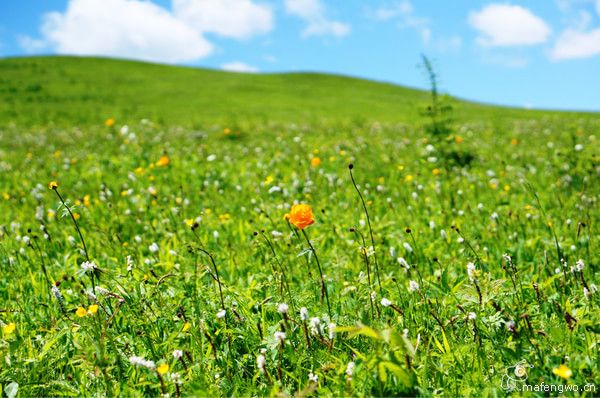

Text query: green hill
(0, 56), (596, 127)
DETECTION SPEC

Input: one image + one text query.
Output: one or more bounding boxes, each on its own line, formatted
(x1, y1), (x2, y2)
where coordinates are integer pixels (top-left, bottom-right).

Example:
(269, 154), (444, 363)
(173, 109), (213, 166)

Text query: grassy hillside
(1, 56), (595, 128)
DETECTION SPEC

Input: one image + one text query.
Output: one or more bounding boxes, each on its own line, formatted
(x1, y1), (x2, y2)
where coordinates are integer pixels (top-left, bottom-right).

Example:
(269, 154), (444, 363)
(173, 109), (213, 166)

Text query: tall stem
(349, 165), (382, 291)
(301, 229), (331, 318)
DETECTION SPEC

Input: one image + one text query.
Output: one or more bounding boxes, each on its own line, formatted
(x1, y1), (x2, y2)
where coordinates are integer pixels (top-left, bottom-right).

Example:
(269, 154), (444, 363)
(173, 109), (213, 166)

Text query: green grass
(1, 56), (596, 128)
(0, 56), (598, 397)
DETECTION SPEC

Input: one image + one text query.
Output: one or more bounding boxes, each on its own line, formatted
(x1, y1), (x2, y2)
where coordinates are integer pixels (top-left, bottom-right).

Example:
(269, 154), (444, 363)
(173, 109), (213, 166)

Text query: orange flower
(311, 157), (321, 167)
(156, 155), (170, 167)
(285, 204), (315, 230)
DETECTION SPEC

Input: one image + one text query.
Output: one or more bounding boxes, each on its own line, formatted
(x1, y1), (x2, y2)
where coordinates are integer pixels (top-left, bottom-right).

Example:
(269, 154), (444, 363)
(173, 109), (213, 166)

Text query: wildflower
(408, 280), (419, 292)
(311, 157), (321, 167)
(403, 242), (413, 253)
(76, 307), (87, 317)
(105, 118), (115, 127)
(274, 331), (286, 344)
(216, 309), (226, 319)
(156, 155), (170, 167)
(441, 229), (447, 239)
(149, 242), (159, 253)
(389, 246), (397, 259)
(457, 237), (464, 244)
(284, 204), (315, 230)
(397, 257), (410, 269)
(277, 303), (289, 315)
(360, 246), (375, 257)
(575, 259), (585, 272)
(514, 364), (527, 378)
(506, 320), (516, 332)
(381, 298), (392, 307)
(491, 212), (499, 220)
(182, 322), (191, 332)
(552, 364), (572, 380)
(173, 350), (183, 359)
(468, 312), (477, 320)
(48, 181), (59, 190)
(346, 361), (355, 380)
(328, 322), (336, 340)
(126, 255), (134, 272)
(574, 144), (583, 151)
(467, 262), (478, 282)
(309, 317), (320, 335)
(81, 261), (97, 273)
(51, 285), (64, 303)
(2, 322), (16, 335)
(129, 356), (156, 370)
(300, 307), (309, 321)
(257, 354), (266, 373)
(157, 363), (169, 375)
(308, 372), (319, 383)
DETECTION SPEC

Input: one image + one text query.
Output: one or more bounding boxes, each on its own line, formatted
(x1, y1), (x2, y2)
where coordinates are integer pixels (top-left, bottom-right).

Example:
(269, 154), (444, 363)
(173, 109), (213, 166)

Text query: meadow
(0, 56), (598, 397)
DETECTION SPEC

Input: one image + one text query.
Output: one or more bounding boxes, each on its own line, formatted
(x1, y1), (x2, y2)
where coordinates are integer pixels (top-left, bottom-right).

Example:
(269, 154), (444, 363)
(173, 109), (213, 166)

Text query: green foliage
(0, 56), (598, 397)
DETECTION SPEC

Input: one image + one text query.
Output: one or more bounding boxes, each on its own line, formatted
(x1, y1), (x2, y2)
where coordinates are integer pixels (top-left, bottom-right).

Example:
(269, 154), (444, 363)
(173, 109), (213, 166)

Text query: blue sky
(1, 0), (600, 111)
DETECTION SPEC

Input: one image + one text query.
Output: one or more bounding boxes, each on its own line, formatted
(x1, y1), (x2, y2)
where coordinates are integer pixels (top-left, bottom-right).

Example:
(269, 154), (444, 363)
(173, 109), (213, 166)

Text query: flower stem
(301, 229), (331, 318)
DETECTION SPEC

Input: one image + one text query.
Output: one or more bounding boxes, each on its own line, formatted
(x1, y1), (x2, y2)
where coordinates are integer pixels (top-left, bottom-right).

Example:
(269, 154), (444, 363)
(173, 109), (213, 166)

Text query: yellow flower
(404, 175), (414, 183)
(511, 138), (519, 146)
(2, 192), (9, 200)
(183, 322), (191, 332)
(503, 185), (511, 192)
(311, 157), (321, 167)
(73, 213), (81, 220)
(219, 213), (231, 223)
(553, 364), (572, 380)
(3, 322), (16, 335)
(48, 181), (59, 190)
(285, 204), (315, 230)
(76, 307), (87, 317)
(432, 168), (441, 176)
(88, 304), (99, 315)
(156, 155), (170, 167)
(264, 175), (274, 185)
(83, 195), (91, 207)
(454, 135), (463, 143)
(105, 118), (115, 127)
(223, 127), (231, 135)
(157, 363), (169, 375)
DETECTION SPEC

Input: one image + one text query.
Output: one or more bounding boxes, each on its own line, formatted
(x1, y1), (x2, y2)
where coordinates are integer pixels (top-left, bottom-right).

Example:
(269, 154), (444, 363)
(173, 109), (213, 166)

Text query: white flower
(584, 287), (591, 299)
(403, 242), (413, 253)
(309, 317), (320, 335)
(81, 261), (97, 272)
(345, 361), (355, 379)
(429, 220), (435, 230)
(216, 309), (226, 319)
(468, 312), (477, 320)
(467, 262), (477, 282)
(22, 236), (31, 245)
(440, 229), (447, 240)
(300, 307), (309, 321)
(502, 253), (512, 263)
(149, 242), (159, 253)
(173, 350), (183, 359)
(381, 298), (392, 307)
(457, 237), (464, 244)
(574, 144), (583, 151)
(505, 320), (516, 332)
(277, 303), (289, 315)
(308, 372), (318, 383)
(129, 356), (156, 370)
(397, 257), (410, 269)
(51, 285), (64, 302)
(256, 354), (266, 373)
(491, 212), (499, 220)
(328, 323), (336, 340)
(389, 246), (397, 259)
(207, 154), (217, 162)
(408, 280), (419, 292)
(274, 331), (286, 344)
(575, 259), (585, 272)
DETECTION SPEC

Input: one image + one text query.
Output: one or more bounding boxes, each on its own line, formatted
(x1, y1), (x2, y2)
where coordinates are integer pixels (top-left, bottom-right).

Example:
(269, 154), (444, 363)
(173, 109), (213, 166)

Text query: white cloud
(21, 0), (275, 63)
(285, 0), (350, 37)
(221, 61), (258, 72)
(172, 0), (273, 40)
(469, 4), (551, 46)
(550, 28), (600, 59)
(371, 1), (431, 43)
(25, 0), (212, 63)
